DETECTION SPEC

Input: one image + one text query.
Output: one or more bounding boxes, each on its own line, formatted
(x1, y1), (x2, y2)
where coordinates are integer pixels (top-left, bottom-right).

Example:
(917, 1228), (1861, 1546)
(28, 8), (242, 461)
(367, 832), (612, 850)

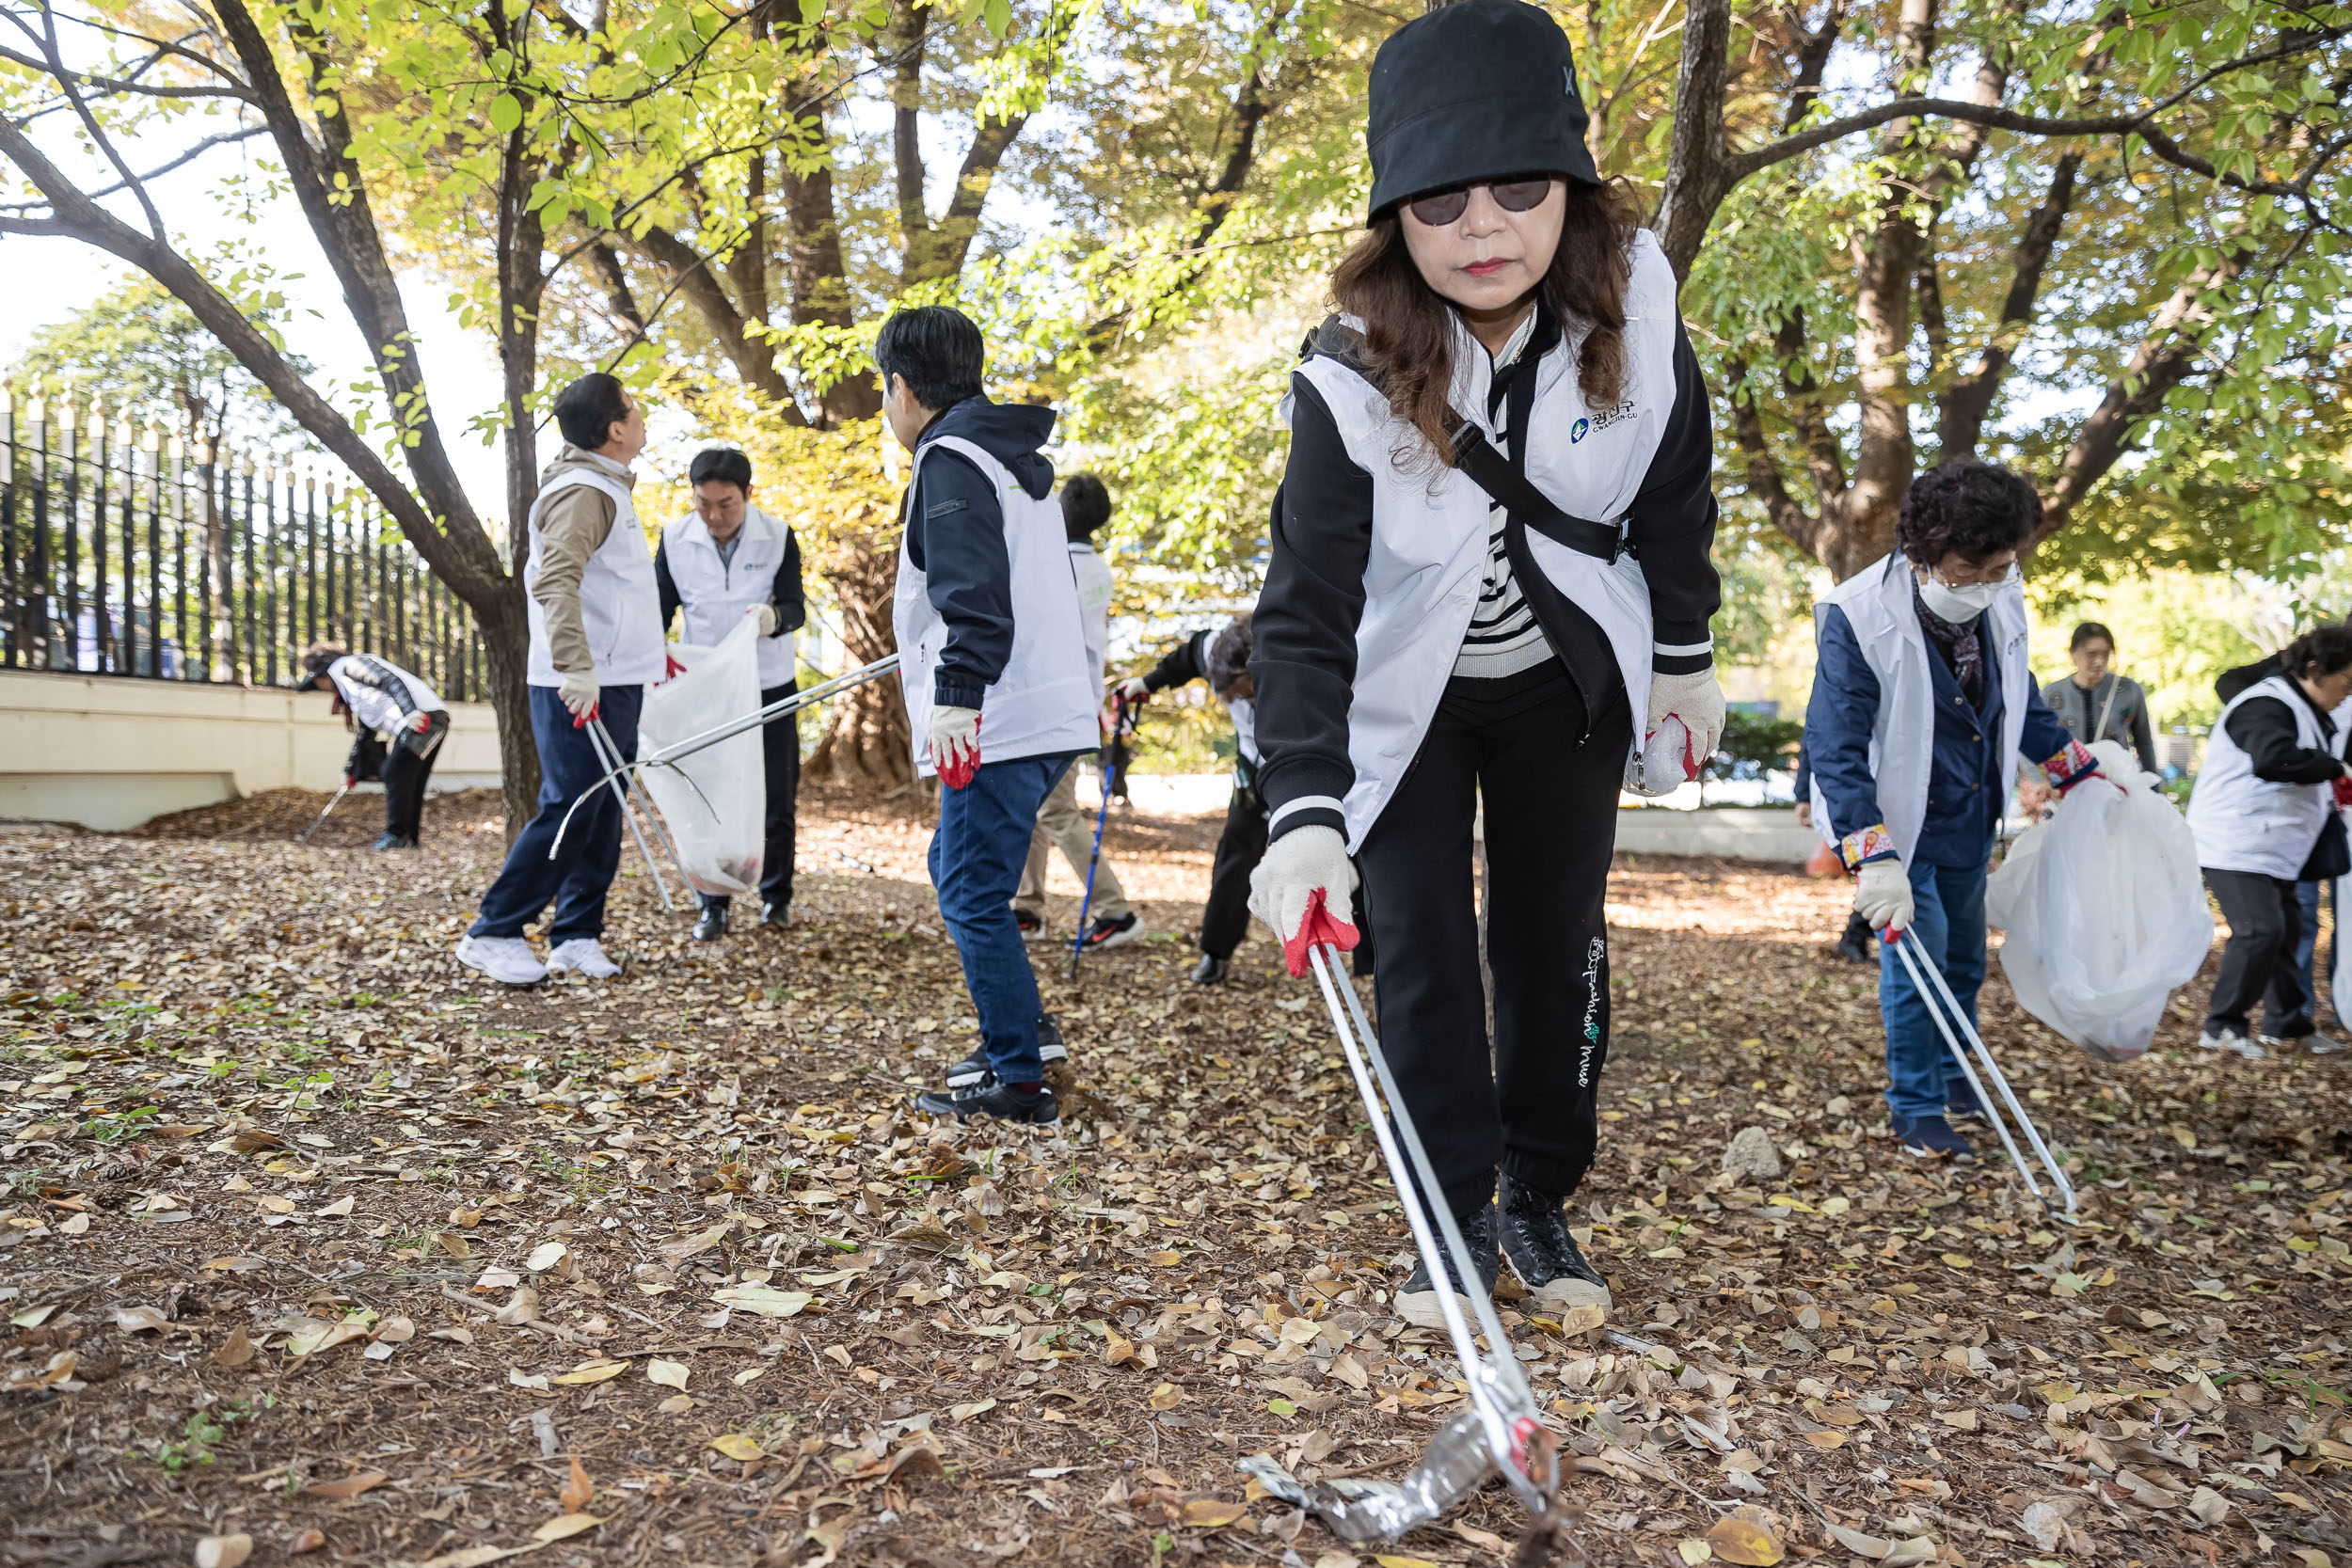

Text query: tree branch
(629, 223), (808, 419)
(1938, 151), (2080, 460)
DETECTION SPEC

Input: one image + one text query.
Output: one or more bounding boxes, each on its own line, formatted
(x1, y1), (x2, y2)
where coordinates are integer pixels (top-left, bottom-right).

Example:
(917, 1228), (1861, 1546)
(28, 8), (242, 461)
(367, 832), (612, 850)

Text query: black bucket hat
(1365, 0), (1599, 220)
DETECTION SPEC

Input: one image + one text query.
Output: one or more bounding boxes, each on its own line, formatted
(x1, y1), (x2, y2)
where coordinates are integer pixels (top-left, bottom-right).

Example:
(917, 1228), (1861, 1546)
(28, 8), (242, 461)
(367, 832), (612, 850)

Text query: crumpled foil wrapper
(1240, 1408), (1495, 1544)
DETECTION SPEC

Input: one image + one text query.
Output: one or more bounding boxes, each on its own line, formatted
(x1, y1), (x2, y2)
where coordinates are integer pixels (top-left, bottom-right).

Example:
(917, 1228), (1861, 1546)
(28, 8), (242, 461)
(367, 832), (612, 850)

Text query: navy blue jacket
(901, 396), (1057, 709)
(1807, 604), (2074, 869)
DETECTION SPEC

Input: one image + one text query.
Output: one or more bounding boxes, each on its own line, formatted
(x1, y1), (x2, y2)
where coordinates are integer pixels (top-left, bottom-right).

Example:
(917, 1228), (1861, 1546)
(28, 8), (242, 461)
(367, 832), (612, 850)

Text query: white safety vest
(1230, 695), (1260, 766)
(326, 655), (445, 736)
(524, 467), (667, 687)
(1807, 553), (2032, 866)
(1069, 540), (1113, 690)
(1290, 229), (1683, 848)
(2188, 673), (2348, 879)
(892, 436), (1100, 775)
(663, 506), (797, 688)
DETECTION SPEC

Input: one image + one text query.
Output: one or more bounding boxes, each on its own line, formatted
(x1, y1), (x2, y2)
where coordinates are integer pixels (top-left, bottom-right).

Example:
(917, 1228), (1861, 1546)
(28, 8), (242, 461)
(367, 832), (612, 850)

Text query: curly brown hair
(1330, 177), (1644, 465)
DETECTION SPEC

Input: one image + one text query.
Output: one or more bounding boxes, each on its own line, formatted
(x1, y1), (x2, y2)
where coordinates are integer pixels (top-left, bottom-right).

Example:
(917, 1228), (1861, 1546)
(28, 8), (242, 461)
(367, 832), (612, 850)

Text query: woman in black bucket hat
(1247, 0), (1725, 1329)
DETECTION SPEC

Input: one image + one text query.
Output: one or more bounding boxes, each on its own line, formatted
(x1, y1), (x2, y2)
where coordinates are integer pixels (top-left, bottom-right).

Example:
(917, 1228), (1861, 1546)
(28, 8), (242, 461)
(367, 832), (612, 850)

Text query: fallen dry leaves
(4, 794), (2352, 1567)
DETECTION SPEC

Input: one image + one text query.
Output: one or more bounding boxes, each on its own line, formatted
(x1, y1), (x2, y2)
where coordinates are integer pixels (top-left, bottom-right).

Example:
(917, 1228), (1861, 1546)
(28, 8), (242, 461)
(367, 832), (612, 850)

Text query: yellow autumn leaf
(1180, 1498), (1249, 1528)
(532, 1513), (602, 1544)
(646, 1357), (690, 1389)
(1147, 1382), (1183, 1410)
(548, 1360), (629, 1386)
(1707, 1514), (1786, 1565)
(706, 1433), (763, 1461)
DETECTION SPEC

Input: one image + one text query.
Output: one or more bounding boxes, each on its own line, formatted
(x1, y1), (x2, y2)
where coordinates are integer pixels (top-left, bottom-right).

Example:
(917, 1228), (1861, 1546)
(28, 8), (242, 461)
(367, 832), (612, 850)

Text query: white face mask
(1918, 576), (2003, 621)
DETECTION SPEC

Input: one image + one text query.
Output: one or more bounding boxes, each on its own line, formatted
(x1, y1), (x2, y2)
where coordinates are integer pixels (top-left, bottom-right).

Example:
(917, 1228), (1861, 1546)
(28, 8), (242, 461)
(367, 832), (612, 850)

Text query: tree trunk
(803, 508), (912, 789)
(477, 596), (537, 834)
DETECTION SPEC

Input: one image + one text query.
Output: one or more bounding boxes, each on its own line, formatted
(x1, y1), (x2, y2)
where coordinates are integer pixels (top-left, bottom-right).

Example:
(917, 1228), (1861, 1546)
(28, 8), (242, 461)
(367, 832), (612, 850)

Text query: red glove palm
(1282, 891), (1359, 979)
(2333, 774), (2352, 809)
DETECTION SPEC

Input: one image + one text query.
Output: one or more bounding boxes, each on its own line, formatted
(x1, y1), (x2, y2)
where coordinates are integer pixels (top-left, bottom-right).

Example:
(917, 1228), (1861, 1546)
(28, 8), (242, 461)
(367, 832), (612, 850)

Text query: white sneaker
(2262, 1027), (2350, 1055)
(455, 934), (547, 986)
(547, 938), (622, 978)
(2198, 1027), (2266, 1060)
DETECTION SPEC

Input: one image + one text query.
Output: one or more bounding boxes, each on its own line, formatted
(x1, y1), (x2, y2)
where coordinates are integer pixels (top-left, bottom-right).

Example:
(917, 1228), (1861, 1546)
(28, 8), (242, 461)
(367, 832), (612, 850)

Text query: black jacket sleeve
(1629, 322), (1723, 673)
(653, 536), (681, 638)
(771, 529), (807, 638)
(348, 656), (417, 718)
(1143, 630), (1212, 693)
(2224, 694), (2346, 784)
(906, 447), (1015, 709)
(1251, 375), (1375, 843)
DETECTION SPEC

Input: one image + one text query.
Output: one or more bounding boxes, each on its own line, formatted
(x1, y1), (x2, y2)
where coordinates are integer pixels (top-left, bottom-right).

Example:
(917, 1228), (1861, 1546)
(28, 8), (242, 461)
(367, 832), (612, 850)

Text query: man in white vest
(457, 372), (671, 987)
(880, 306), (1098, 1127)
(1009, 473), (1144, 952)
(1806, 462), (2105, 1162)
(655, 447), (806, 942)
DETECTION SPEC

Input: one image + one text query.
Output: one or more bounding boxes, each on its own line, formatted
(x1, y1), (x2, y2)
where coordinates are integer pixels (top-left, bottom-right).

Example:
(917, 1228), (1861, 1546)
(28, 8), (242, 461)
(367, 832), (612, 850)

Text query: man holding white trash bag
(2185, 625), (2352, 1059)
(1806, 462), (2107, 1162)
(655, 448), (807, 942)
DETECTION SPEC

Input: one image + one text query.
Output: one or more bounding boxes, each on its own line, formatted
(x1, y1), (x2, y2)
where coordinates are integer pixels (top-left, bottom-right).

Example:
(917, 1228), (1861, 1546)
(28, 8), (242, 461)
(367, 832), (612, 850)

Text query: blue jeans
(470, 685), (643, 944)
(929, 754), (1073, 1085)
(2293, 879), (2335, 1028)
(1878, 857), (1988, 1120)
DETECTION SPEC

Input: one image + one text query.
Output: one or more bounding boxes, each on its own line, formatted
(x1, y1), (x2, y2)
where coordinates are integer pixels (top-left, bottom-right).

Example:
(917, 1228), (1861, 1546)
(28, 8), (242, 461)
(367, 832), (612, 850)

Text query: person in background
(881, 306), (1098, 1126)
(2218, 649), (2345, 1039)
(457, 372), (673, 987)
(1792, 735), (1874, 964)
(301, 645), (450, 850)
(1807, 461), (2107, 1162)
(2042, 622), (2159, 775)
(2189, 628), (2352, 1057)
(1010, 473), (1144, 952)
(655, 448), (807, 942)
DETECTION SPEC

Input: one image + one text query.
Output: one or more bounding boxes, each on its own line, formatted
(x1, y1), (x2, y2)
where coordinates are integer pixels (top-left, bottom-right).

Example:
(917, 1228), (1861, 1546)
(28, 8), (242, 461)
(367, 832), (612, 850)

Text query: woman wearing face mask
(1805, 462), (2106, 1161)
(1248, 0), (1725, 1329)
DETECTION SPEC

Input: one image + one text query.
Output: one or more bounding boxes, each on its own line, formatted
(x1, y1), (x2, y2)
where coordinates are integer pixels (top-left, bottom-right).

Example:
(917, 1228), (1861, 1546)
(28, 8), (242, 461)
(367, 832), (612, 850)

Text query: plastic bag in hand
(1622, 717), (1691, 799)
(1986, 739), (2211, 1062)
(637, 618), (766, 898)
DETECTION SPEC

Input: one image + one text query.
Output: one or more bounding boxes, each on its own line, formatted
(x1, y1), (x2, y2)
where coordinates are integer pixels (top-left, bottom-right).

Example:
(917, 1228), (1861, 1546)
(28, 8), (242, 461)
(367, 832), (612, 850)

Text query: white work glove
(1117, 676), (1152, 705)
(1248, 824), (1360, 978)
(748, 603), (779, 637)
(1854, 859), (1915, 936)
(557, 668), (600, 723)
(1646, 669), (1726, 780)
(929, 705), (981, 789)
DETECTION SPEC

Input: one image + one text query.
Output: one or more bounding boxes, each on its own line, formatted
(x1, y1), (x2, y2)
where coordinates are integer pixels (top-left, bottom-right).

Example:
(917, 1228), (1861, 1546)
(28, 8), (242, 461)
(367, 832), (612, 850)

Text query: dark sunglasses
(1405, 178), (1556, 228)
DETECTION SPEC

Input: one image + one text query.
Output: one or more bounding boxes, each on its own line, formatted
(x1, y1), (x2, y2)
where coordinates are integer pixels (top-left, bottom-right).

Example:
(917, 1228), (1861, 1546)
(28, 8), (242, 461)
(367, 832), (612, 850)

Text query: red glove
(342, 775), (358, 791)
(930, 707), (981, 790)
(410, 712), (433, 733)
(1282, 892), (1359, 979)
(2333, 774), (2352, 809)
(664, 653), (688, 682)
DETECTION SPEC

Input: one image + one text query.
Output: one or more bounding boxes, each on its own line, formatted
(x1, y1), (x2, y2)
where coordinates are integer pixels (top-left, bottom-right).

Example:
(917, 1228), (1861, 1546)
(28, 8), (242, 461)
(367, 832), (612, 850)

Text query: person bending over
(301, 645), (450, 850)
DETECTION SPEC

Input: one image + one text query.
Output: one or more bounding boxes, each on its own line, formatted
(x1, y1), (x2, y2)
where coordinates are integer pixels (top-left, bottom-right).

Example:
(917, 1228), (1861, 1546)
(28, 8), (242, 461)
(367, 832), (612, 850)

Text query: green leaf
(487, 92), (522, 135)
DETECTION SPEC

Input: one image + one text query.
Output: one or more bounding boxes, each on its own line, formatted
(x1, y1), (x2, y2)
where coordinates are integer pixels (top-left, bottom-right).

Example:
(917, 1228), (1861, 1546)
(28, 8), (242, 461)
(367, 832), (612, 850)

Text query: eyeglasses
(1405, 179), (1556, 228)
(1929, 561), (2021, 590)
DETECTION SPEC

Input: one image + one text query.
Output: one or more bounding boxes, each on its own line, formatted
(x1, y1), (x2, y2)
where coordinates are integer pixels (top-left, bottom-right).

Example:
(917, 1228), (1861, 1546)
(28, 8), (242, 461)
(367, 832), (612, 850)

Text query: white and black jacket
(325, 655), (445, 777)
(1252, 230), (1721, 847)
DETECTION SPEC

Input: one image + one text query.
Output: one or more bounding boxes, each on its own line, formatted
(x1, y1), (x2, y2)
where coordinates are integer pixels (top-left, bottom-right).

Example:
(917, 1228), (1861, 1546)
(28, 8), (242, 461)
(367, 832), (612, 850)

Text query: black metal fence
(0, 385), (484, 698)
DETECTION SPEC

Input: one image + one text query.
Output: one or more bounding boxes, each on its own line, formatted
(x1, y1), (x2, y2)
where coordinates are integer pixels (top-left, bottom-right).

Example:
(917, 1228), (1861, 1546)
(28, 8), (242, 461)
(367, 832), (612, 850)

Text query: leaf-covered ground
(5, 787), (2352, 1568)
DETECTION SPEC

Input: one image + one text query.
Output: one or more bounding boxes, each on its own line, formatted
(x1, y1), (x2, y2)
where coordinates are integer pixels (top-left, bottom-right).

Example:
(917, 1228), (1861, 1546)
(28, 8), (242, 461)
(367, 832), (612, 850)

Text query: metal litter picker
(298, 781), (352, 845)
(1069, 694), (1136, 981)
(1885, 925), (2077, 1218)
(1241, 907), (1562, 1544)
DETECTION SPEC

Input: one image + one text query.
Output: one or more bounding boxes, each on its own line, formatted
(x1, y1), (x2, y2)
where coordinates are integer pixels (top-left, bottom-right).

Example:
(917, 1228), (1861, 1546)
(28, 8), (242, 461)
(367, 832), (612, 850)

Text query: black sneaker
(1191, 953), (1229, 985)
(1498, 1172), (1611, 1315)
(1394, 1198), (1500, 1331)
(370, 832), (401, 852)
(759, 901), (792, 931)
(691, 903), (729, 942)
(1014, 909), (1046, 942)
(1895, 1112), (1976, 1162)
(946, 1015), (1069, 1089)
(914, 1079), (1058, 1125)
(389, 834), (420, 850)
(1834, 912), (1873, 964)
(1080, 912), (1144, 951)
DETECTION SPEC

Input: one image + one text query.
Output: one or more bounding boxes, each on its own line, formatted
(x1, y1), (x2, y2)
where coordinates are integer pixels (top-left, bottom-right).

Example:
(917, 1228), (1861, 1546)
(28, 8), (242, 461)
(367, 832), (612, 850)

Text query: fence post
(1, 383), (13, 671)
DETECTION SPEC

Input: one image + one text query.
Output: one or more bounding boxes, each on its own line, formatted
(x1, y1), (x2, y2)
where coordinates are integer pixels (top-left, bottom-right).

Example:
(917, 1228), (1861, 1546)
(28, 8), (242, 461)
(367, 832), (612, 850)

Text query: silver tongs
(1241, 932), (1560, 1542)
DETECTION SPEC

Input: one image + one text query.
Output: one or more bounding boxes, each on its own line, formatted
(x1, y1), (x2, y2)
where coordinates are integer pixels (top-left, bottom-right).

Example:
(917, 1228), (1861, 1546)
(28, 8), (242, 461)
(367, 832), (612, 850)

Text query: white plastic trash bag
(1986, 738), (2212, 1063)
(637, 617), (765, 897)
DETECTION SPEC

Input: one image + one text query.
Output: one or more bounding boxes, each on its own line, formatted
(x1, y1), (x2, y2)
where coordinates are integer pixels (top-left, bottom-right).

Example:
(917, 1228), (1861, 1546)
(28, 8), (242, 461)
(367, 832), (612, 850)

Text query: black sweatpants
(382, 731), (440, 840)
(701, 681), (801, 914)
(1357, 658), (1630, 1217)
(2204, 866), (2309, 1037)
(1201, 788), (1268, 960)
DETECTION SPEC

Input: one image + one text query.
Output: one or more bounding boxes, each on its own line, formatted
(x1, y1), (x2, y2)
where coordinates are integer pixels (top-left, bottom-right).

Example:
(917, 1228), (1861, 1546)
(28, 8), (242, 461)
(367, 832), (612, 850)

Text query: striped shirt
(1453, 309), (1552, 680)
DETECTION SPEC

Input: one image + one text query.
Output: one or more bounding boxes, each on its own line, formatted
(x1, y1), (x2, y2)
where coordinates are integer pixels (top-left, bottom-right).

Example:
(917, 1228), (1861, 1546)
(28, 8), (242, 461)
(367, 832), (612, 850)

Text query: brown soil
(3, 796), (2348, 1567)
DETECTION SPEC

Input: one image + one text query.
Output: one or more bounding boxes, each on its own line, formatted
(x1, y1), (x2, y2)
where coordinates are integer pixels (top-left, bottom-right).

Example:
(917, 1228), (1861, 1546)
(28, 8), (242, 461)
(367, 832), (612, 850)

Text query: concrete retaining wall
(1613, 805), (1821, 863)
(0, 669), (501, 831)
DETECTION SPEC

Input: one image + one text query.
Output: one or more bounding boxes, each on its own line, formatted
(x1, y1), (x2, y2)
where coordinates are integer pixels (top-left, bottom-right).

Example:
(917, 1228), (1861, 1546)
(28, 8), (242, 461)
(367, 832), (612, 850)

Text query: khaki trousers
(1012, 765), (1132, 921)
